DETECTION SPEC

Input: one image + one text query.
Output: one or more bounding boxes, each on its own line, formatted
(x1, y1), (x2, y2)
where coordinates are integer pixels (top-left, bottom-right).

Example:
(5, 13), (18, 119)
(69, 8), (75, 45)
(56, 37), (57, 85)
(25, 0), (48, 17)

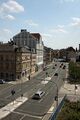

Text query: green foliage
(57, 100), (80, 120)
(69, 62), (80, 83)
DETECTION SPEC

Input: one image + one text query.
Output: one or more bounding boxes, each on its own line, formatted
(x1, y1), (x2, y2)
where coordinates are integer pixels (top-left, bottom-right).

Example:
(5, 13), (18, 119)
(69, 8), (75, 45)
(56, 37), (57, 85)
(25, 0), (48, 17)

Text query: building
(76, 44), (80, 62)
(43, 46), (53, 65)
(31, 33), (44, 70)
(0, 43), (36, 81)
(0, 44), (16, 81)
(13, 29), (36, 51)
(13, 29), (44, 71)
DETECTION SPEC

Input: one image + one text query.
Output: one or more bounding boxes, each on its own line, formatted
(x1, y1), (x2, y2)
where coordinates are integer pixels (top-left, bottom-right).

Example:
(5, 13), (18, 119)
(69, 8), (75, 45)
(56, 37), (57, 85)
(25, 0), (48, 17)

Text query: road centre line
(0, 84), (14, 95)
(13, 110), (42, 119)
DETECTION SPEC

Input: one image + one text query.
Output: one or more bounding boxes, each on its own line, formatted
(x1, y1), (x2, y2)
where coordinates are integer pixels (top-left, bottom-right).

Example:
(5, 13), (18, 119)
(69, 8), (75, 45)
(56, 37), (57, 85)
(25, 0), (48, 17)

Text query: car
(54, 73), (58, 76)
(52, 66), (55, 69)
(63, 65), (66, 69)
(59, 65), (62, 68)
(32, 90), (45, 99)
(0, 79), (5, 84)
(43, 66), (49, 71)
(61, 63), (63, 66)
(55, 64), (57, 66)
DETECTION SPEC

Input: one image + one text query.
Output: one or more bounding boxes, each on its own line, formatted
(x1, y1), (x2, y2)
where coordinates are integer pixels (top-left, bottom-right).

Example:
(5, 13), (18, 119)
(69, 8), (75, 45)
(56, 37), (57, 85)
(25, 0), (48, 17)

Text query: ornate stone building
(0, 43), (36, 81)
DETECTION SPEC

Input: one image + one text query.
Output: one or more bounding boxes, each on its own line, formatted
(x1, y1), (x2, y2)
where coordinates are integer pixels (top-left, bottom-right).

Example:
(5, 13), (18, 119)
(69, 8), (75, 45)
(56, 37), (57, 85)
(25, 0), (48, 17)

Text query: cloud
(5, 14), (15, 20)
(50, 25), (67, 33)
(3, 28), (12, 34)
(70, 17), (80, 27)
(25, 20), (39, 27)
(0, 0), (24, 13)
(0, 0), (24, 20)
(0, 28), (12, 42)
(60, 0), (77, 3)
(41, 33), (52, 41)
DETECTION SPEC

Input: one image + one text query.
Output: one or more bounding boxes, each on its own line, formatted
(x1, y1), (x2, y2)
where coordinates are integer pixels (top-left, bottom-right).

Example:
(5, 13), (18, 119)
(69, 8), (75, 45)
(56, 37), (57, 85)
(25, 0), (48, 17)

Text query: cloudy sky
(0, 0), (80, 49)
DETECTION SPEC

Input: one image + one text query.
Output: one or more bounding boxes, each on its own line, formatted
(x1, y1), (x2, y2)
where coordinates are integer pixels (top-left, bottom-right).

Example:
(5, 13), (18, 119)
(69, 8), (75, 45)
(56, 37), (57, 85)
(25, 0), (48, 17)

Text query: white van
(32, 90), (45, 99)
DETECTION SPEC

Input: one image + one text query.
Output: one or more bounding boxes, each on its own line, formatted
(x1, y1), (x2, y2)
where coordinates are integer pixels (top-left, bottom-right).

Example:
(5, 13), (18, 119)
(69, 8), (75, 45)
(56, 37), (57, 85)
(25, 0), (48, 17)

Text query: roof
(31, 33), (41, 40)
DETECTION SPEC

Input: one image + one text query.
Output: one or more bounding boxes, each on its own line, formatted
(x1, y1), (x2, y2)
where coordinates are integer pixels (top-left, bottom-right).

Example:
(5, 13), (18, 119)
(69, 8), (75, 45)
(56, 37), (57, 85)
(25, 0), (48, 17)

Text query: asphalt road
(0, 62), (68, 120)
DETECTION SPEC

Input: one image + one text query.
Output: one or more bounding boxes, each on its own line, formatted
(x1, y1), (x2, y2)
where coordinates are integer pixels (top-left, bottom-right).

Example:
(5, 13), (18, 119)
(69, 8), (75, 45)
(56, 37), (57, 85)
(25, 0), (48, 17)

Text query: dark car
(52, 66), (55, 69)
(0, 79), (5, 84)
(43, 66), (49, 71)
(63, 65), (66, 69)
(54, 73), (58, 76)
(55, 64), (57, 66)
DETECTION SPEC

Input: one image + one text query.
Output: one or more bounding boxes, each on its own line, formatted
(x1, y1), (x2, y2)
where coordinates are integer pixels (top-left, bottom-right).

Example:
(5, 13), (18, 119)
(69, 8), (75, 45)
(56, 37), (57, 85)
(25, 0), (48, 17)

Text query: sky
(0, 0), (80, 49)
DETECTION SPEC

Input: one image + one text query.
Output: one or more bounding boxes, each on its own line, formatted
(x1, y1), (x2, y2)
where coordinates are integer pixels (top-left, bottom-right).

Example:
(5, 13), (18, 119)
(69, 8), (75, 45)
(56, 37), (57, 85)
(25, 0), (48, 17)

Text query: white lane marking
(13, 110), (42, 119)
(47, 106), (54, 113)
(41, 81), (48, 84)
(47, 103), (55, 113)
(0, 97), (28, 119)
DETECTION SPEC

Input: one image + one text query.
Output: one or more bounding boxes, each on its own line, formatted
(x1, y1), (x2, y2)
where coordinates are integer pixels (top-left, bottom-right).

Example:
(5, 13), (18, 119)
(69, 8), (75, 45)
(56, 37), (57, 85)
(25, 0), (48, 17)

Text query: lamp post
(21, 72), (23, 97)
(53, 81), (58, 107)
(50, 81), (58, 108)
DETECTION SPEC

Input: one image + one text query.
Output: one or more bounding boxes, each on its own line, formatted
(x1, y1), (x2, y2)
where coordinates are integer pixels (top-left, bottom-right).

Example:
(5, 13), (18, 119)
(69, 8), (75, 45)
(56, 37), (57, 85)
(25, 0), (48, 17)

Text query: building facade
(0, 44), (17, 81)
(31, 33), (44, 70)
(43, 46), (53, 65)
(13, 29), (36, 51)
(0, 43), (36, 81)
(13, 29), (44, 71)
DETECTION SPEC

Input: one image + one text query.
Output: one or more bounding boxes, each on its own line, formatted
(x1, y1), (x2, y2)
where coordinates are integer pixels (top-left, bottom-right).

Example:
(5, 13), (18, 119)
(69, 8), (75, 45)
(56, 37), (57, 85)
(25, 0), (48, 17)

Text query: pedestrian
(28, 75), (30, 80)
(11, 89), (15, 96)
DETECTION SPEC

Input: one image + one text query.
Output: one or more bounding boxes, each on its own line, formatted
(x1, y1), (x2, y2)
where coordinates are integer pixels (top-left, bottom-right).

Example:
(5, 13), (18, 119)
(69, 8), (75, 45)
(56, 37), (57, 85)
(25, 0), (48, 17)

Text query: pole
(21, 72), (23, 97)
(50, 81), (58, 108)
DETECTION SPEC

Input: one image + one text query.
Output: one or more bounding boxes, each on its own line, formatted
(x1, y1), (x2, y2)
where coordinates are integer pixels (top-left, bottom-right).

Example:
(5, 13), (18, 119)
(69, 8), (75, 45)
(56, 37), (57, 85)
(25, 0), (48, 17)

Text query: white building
(31, 33), (44, 70)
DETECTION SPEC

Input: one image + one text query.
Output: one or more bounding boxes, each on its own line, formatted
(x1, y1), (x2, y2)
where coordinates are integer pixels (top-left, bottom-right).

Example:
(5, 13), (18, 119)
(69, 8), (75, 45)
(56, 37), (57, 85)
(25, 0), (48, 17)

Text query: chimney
(21, 29), (27, 32)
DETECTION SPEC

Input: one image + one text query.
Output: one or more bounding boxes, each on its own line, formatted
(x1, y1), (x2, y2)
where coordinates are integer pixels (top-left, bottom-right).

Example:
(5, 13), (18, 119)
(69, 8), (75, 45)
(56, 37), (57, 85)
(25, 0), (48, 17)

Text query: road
(0, 62), (68, 120)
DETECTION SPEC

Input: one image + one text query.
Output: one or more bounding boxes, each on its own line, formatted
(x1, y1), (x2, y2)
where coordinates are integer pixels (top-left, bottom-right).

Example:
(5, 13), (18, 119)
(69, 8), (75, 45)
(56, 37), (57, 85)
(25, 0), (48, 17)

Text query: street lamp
(53, 81), (58, 108)
(20, 71), (24, 97)
(50, 81), (58, 108)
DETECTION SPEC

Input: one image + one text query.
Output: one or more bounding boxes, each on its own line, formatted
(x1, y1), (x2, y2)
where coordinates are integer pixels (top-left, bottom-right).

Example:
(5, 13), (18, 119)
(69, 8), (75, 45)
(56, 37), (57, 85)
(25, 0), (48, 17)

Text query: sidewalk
(43, 81), (80, 120)
(8, 69), (42, 85)
(59, 81), (80, 102)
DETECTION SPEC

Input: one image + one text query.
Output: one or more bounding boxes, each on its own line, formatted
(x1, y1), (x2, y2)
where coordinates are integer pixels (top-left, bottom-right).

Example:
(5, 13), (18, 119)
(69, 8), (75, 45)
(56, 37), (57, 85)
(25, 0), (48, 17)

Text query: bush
(69, 62), (80, 84)
(57, 100), (80, 120)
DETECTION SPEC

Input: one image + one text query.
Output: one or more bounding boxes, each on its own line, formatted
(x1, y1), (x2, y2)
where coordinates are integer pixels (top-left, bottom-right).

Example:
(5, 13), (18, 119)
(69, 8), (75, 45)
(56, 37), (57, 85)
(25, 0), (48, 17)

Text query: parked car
(0, 79), (5, 84)
(32, 90), (45, 99)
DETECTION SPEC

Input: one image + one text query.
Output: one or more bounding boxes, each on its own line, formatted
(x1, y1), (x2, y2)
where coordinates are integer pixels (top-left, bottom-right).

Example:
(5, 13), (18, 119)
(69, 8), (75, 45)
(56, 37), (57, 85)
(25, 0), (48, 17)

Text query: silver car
(32, 90), (45, 99)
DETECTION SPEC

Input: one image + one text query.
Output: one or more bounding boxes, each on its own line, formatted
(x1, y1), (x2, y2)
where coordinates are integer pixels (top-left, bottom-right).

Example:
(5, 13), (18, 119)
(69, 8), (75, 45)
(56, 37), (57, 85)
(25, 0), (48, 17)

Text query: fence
(49, 94), (67, 120)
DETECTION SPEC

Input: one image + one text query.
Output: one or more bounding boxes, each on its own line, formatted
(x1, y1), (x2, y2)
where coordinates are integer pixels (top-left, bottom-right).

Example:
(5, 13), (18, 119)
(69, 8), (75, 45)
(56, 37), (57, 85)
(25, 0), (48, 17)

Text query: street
(0, 62), (67, 120)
